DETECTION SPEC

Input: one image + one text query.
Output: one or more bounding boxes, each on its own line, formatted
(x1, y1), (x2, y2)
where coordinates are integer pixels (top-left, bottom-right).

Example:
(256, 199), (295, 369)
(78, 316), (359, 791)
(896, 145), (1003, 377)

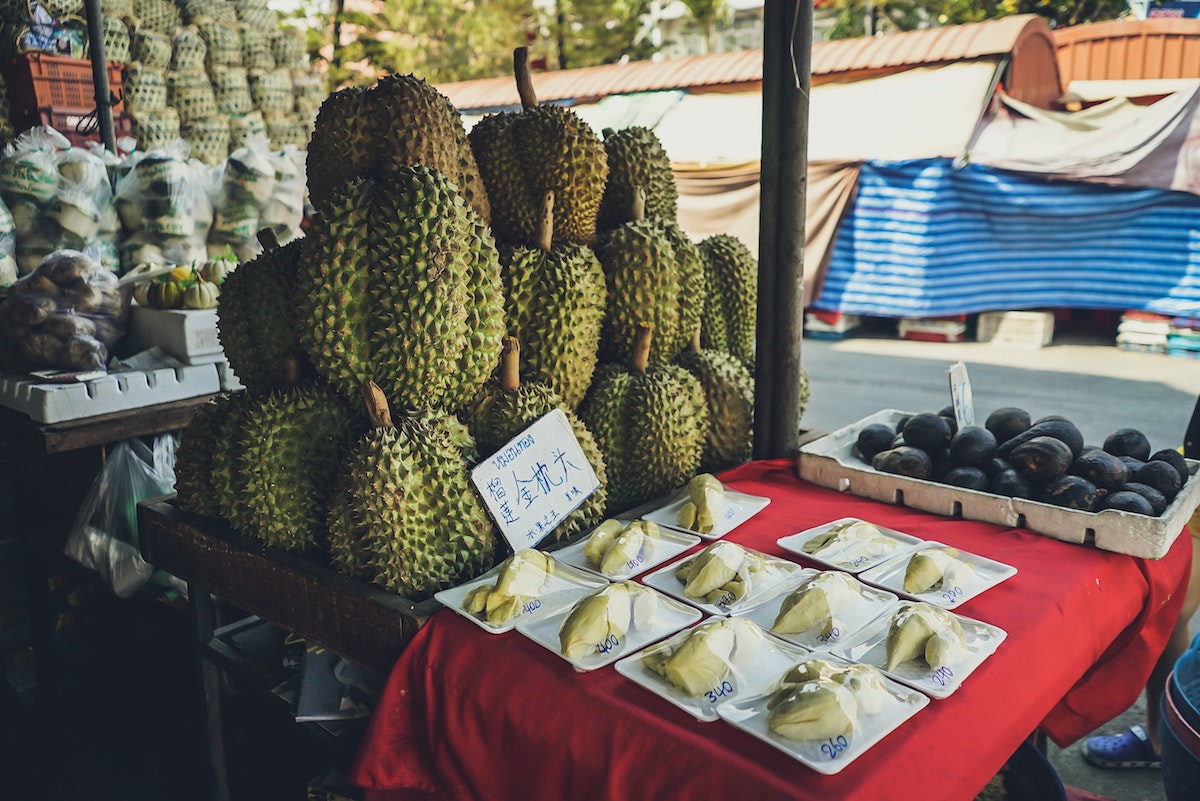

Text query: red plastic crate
(14, 107), (133, 152)
(1, 53), (124, 118)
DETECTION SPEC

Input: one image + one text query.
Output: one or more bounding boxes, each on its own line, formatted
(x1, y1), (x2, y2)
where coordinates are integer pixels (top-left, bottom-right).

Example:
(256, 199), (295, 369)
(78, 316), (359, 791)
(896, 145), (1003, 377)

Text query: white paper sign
(947, 361), (975, 429)
(471, 409), (600, 551)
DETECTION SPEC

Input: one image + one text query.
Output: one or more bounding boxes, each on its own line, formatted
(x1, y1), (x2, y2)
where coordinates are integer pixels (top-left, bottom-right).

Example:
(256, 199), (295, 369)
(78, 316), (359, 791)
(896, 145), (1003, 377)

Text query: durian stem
(690, 324), (701, 353)
(631, 323), (653, 376)
(499, 337), (521, 392)
(536, 191), (555, 252)
(631, 187), (646, 223)
(514, 47), (538, 110)
(256, 227), (280, 252)
(363, 381), (393, 430)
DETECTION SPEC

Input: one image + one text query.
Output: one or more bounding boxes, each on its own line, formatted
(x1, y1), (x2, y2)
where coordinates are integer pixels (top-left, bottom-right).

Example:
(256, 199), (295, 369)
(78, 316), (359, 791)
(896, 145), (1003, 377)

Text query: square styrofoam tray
(640, 543), (804, 617)
(552, 520), (700, 581)
(797, 409), (1200, 559)
(857, 541), (1017, 609)
(739, 570), (901, 651)
(777, 517), (924, 574)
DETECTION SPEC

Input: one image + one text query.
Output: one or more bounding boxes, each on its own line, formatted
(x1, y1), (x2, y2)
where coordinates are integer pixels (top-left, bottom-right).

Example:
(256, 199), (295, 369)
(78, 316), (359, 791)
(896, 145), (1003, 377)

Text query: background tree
(822, 0), (1128, 40)
(547, 0), (657, 70)
(680, 0), (730, 53)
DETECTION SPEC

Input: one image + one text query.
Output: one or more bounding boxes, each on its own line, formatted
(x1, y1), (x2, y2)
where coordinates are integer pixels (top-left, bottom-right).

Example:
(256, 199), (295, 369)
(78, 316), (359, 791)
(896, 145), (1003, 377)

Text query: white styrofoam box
(124, 306), (224, 364)
(797, 409), (1200, 560)
(215, 360), (244, 392)
(0, 363), (222, 424)
(977, 311), (1055, 348)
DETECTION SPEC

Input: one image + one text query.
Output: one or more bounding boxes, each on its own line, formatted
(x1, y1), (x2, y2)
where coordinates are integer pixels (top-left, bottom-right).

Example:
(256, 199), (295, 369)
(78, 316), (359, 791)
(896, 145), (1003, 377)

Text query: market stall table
(350, 458), (1192, 801)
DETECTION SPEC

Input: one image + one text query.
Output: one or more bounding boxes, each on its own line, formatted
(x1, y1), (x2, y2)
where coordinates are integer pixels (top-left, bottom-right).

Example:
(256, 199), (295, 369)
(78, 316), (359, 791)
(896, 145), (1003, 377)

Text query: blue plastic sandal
(1082, 725), (1163, 769)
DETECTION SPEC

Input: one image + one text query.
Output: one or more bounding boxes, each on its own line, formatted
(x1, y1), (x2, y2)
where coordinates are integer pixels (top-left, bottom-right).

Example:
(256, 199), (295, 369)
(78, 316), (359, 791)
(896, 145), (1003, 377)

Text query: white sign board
(947, 361), (975, 429)
(471, 409), (600, 551)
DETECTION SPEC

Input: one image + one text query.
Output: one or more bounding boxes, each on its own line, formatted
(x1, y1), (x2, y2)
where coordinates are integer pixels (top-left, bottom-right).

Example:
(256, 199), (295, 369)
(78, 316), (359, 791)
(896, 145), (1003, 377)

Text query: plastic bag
(64, 435), (178, 598)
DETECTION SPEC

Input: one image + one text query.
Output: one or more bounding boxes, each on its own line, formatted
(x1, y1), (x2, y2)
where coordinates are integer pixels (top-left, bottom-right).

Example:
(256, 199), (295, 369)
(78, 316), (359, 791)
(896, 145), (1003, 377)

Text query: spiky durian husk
(305, 76), (489, 223)
(664, 224), (706, 353)
(298, 167), (505, 412)
(595, 221), (690, 367)
(327, 410), (497, 598)
(463, 381), (608, 542)
(597, 126), (678, 232)
(207, 389), (260, 532)
(236, 381), (366, 552)
(217, 239), (309, 392)
(578, 363), (707, 514)
(678, 349), (754, 473)
(499, 242), (605, 409)
(470, 105), (607, 248)
(799, 365), (810, 422)
(699, 234), (758, 371)
(174, 393), (239, 518)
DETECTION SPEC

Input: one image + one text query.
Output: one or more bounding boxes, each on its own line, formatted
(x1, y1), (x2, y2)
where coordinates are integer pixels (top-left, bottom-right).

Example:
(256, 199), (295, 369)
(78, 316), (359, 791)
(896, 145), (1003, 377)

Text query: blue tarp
(811, 159), (1200, 319)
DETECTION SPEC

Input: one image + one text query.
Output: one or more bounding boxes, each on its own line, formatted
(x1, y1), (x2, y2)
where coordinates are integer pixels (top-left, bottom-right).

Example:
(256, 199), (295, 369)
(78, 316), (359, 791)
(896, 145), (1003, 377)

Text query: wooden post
(755, 0), (811, 460)
(81, 0), (116, 152)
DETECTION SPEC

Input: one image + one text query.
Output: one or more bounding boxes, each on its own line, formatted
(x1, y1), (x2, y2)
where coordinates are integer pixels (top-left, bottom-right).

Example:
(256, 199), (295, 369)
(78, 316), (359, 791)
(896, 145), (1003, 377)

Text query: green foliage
(549, 0), (658, 70)
(821, 0), (1127, 40)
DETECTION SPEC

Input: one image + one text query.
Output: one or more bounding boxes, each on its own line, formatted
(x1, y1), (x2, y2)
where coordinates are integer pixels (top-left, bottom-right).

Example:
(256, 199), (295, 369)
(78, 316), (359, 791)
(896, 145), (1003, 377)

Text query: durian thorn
(363, 381), (393, 430)
(631, 323), (653, 376)
(499, 337), (521, 392)
(631, 186), (646, 222)
(257, 227), (280, 252)
(282, 353), (301, 386)
(536, 190), (555, 252)
(514, 47), (538, 109)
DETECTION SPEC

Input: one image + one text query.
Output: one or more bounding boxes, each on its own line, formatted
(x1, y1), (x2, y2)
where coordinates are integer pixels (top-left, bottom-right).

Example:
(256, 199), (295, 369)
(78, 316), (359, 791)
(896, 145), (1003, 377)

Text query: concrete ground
(801, 316), (1199, 801)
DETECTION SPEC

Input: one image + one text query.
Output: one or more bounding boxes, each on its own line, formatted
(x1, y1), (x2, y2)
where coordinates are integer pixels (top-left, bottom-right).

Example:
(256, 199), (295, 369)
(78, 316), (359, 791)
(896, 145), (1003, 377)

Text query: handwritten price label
(596, 634), (621, 655)
(816, 626), (842, 645)
(820, 734), (850, 760)
(931, 666), (955, 687)
(704, 679), (735, 704)
(941, 585), (964, 604)
(521, 598), (542, 616)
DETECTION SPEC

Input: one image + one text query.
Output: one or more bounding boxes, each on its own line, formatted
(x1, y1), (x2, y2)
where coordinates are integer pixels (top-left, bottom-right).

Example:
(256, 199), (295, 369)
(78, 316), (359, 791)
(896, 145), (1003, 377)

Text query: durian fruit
(675, 472), (728, 534)
(644, 616), (764, 697)
(884, 602), (966, 671)
(469, 47), (608, 248)
(902, 547), (974, 595)
(582, 519), (625, 567)
(677, 329), (754, 474)
(581, 518), (661, 576)
(235, 370), (366, 552)
(771, 570), (864, 636)
(173, 392), (243, 518)
(461, 338), (608, 542)
(766, 679), (858, 742)
(207, 389), (261, 530)
(557, 580), (658, 660)
(462, 549), (556, 626)
(305, 76), (489, 222)
(595, 191), (706, 367)
(499, 190), (606, 409)
(674, 540), (767, 604)
(217, 231), (312, 392)
(327, 382), (498, 599)
(298, 167), (505, 413)
(698, 234), (758, 371)
(597, 125), (678, 232)
(579, 323), (707, 514)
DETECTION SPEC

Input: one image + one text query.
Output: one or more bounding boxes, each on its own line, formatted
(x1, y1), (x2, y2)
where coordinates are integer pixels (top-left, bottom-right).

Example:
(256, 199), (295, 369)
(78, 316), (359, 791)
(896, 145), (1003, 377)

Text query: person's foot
(1082, 725), (1162, 769)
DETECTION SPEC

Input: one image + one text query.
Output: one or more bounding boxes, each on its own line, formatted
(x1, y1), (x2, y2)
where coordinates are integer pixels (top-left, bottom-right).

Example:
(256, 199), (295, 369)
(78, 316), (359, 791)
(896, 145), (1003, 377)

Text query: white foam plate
(640, 544), (804, 617)
(716, 654), (931, 775)
(614, 618), (811, 722)
(739, 570), (901, 652)
(553, 520), (701, 581)
(828, 603), (1008, 699)
(776, 517), (925, 574)
(642, 487), (771, 540)
(857, 541), (1017, 609)
(434, 554), (609, 635)
(515, 583), (702, 671)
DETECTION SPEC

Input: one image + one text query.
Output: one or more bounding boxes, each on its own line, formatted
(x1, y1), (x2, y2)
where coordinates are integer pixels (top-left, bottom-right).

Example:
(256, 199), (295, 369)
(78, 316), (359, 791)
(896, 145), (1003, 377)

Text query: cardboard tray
(797, 409), (1200, 560)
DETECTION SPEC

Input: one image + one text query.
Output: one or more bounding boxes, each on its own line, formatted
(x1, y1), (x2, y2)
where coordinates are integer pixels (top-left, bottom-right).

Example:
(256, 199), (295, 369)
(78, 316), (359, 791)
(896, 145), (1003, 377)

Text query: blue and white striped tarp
(811, 159), (1200, 319)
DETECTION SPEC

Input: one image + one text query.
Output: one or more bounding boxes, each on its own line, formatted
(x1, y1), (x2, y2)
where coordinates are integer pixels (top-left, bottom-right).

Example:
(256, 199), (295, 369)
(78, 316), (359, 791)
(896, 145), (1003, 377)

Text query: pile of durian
(171, 47), (797, 602)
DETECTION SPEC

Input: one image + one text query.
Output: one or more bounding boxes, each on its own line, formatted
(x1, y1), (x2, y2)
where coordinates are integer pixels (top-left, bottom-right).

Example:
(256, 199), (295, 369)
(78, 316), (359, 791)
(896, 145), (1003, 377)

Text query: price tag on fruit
(946, 362), (975, 429)
(472, 409), (601, 551)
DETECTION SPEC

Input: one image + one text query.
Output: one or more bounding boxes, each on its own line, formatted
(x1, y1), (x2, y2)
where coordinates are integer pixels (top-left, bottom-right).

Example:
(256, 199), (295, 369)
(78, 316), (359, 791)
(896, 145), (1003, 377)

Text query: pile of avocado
(853, 407), (1189, 516)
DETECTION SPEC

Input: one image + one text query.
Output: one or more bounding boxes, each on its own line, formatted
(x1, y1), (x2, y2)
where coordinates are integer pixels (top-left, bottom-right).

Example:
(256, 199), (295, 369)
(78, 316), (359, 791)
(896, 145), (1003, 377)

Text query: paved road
(798, 325), (1196, 800)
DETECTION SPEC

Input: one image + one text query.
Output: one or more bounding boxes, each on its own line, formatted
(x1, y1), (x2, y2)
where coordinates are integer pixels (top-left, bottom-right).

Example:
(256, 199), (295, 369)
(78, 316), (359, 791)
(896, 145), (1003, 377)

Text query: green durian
(698, 234), (757, 371)
(678, 333), (755, 473)
(207, 389), (260, 532)
(305, 86), (377, 211)
(499, 190), (606, 409)
(597, 125), (678, 232)
(327, 383), (498, 599)
(217, 233), (312, 392)
(469, 48), (607, 248)
(461, 338), (608, 542)
(579, 324), (707, 514)
(173, 392), (241, 519)
(298, 166), (505, 413)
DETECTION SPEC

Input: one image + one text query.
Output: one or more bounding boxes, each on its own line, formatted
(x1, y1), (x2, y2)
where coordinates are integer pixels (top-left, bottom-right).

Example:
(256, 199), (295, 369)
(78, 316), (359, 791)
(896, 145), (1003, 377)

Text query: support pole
(82, 0), (116, 152)
(754, 0), (811, 460)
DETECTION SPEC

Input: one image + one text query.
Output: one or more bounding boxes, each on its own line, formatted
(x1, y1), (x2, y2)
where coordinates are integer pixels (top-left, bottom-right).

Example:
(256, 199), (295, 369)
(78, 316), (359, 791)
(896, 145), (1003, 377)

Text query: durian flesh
(645, 617), (764, 697)
(902, 547), (973, 595)
(884, 602), (967, 671)
(558, 580), (658, 660)
(462, 549), (555, 626)
(766, 680), (857, 742)
(583, 518), (661, 576)
(771, 571), (863, 636)
(801, 520), (897, 565)
(676, 473), (726, 534)
(676, 541), (763, 603)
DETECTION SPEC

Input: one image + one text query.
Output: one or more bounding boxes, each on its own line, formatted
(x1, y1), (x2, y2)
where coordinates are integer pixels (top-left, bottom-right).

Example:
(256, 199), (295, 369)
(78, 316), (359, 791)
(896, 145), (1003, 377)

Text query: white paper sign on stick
(471, 409), (600, 551)
(947, 361), (975, 429)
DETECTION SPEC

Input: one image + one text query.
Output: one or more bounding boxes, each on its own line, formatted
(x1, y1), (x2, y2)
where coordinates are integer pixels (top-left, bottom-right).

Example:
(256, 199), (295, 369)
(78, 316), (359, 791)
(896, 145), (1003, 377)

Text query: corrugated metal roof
(1054, 18), (1200, 84)
(437, 14), (1052, 112)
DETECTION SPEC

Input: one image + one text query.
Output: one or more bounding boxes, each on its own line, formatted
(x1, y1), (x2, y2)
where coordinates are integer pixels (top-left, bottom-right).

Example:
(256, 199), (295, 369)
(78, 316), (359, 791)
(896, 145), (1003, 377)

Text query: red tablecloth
(350, 459), (1191, 801)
